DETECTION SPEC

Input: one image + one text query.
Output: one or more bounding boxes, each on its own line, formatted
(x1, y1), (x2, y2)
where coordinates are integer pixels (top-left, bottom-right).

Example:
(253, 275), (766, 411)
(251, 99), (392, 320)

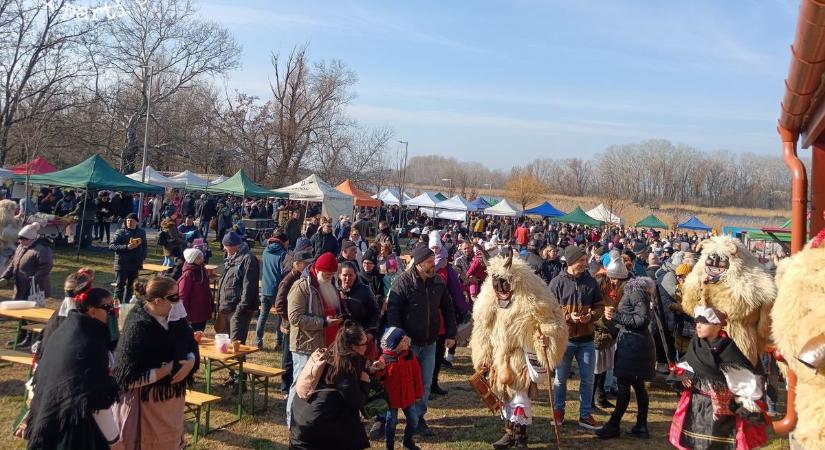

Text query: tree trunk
(120, 111), (142, 174)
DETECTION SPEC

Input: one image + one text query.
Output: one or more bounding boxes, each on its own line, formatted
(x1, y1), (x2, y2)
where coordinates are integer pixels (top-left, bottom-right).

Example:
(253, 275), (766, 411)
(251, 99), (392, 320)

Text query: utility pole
(138, 64), (154, 223)
(397, 140), (408, 229)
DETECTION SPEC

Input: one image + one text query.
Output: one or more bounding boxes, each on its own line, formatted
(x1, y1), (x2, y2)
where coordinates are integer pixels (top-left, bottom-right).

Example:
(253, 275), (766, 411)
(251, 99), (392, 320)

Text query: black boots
(628, 424), (650, 439)
(595, 420), (621, 439)
(513, 424), (528, 449)
(492, 421), (514, 449)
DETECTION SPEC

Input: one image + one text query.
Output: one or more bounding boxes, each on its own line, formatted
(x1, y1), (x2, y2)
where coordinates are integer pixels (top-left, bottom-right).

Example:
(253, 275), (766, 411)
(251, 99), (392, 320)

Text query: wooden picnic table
(0, 307), (55, 350)
(141, 263), (170, 274)
(197, 337), (259, 433)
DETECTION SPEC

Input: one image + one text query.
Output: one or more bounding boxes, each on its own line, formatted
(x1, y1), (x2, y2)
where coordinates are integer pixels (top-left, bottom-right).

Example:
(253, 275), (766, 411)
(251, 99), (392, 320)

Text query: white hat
(606, 256), (629, 279)
(428, 230), (442, 249)
(18, 223), (40, 240)
(183, 248), (202, 264)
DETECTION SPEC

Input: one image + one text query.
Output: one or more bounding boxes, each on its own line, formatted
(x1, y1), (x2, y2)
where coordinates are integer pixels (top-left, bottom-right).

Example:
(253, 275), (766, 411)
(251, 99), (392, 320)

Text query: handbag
(27, 277), (45, 307)
(209, 217), (217, 231)
(296, 347), (330, 400)
(468, 367), (502, 413)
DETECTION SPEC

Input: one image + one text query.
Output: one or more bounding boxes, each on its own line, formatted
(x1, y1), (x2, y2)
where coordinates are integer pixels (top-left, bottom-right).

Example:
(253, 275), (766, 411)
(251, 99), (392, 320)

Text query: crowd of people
(0, 185), (785, 449)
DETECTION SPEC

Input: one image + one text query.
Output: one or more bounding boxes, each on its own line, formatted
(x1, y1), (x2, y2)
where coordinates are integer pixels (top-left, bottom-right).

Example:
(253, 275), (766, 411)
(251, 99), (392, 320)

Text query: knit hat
(315, 252), (338, 273)
(428, 230), (442, 249)
(18, 223), (40, 240)
(294, 237), (312, 254)
(362, 248), (378, 265)
(564, 245), (585, 264)
(675, 263), (692, 277)
(606, 256), (630, 279)
(222, 231), (243, 247)
(412, 244), (435, 265)
(381, 326), (406, 351)
(183, 248), (202, 264)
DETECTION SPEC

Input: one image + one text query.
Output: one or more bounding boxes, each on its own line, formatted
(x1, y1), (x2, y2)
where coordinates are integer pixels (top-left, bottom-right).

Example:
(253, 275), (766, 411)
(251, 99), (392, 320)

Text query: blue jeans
(280, 332), (293, 392)
(199, 217), (210, 240)
(410, 342), (436, 420)
(553, 340), (595, 418)
(255, 296), (283, 348)
(386, 406), (418, 447)
(286, 351), (310, 427)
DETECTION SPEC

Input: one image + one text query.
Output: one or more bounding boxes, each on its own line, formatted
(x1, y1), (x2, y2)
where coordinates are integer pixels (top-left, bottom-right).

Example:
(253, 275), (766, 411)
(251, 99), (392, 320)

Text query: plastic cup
(215, 333), (230, 353)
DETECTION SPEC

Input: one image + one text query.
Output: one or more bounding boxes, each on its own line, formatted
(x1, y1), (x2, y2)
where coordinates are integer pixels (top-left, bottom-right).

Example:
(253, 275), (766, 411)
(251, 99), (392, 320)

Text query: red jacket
(178, 262), (213, 324)
(514, 226), (530, 245)
(378, 349), (424, 409)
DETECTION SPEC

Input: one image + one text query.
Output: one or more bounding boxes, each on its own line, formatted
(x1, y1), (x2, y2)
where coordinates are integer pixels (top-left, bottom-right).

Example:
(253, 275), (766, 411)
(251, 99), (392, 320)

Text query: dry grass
(0, 243), (791, 449)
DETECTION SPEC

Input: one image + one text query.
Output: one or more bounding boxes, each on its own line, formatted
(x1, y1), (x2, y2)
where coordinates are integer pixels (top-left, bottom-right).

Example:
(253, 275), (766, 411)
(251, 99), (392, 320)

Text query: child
(377, 327), (423, 450)
(668, 306), (768, 450)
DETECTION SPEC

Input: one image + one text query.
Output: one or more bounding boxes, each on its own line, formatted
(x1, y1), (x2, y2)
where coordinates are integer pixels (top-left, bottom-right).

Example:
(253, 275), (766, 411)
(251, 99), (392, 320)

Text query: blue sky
(198, 0), (798, 169)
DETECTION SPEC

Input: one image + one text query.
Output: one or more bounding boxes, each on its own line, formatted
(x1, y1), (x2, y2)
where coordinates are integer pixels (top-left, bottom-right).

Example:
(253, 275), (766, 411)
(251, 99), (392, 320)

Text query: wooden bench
(0, 349), (33, 367)
(240, 363), (285, 413)
(185, 390), (221, 443)
(21, 324), (43, 334)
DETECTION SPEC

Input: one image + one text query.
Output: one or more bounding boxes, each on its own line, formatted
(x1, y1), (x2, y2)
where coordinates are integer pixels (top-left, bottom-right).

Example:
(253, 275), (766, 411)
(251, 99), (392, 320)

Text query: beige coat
(287, 275), (327, 354)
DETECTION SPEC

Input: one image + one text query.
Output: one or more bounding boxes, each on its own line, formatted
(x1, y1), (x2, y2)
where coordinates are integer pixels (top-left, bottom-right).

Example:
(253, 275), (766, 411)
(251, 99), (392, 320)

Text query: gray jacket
(287, 274), (340, 354)
(1, 238), (53, 299)
(218, 244), (260, 313)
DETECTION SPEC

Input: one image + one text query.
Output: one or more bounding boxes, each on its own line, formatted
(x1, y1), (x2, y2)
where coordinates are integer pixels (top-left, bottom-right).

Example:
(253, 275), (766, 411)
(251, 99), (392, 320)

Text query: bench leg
(250, 375), (256, 413)
(264, 377), (269, 412)
(204, 359), (212, 435)
(12, 320), (21, 351)
(193, 406), (201, 444)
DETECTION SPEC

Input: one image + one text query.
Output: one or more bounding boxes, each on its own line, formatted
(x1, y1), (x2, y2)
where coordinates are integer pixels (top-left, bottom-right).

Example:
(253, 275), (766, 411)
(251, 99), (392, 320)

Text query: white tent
(275, 174), (354, 219)
(484, 198), (523, 217)
(406, 192), (440, 208)
(586, 203), (622, 224)
(209, 175), (228, 185)
(170, 170), (209, 189)
(420, 195), (475, 221)
(126, 166), (184, 188)
(373, 188), (412, 206)
(437, 195), (477, 211)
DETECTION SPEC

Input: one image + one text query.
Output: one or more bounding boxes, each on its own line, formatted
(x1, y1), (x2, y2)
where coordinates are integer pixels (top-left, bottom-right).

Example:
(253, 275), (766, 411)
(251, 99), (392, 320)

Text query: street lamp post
(138, 64), (154, 223)
(397, 140), (409, 229)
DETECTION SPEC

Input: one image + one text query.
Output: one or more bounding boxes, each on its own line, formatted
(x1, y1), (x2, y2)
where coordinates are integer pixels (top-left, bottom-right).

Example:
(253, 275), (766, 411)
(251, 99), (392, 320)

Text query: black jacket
(612, 278), (656, 379)
(341, 279), (380, 335)
(540, 259), (563, 285)
(311, 231), (339, 258)
(195, 197), (216, 220)
(387, 267), (457, 346)
(522, 251), (543, 275)
(289, 363), (370, 450)
(180, 196), (195, 217)
(109, 226), (147, 272)
(218, 244), (261, 313)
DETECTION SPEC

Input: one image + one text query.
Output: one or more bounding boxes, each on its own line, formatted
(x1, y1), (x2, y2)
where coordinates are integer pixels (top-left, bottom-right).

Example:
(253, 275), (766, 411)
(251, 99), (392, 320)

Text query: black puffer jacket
(341, 278), (379, 335)
(387, 266), (457, 346)
(109, 226), (147, 272)
(611, 277), (656, 380)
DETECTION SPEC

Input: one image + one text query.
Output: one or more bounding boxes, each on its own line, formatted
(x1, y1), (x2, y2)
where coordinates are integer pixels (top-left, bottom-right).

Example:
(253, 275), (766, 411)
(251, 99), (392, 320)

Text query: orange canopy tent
(8, 156), (57, 175)
(336, 179), (381, 207)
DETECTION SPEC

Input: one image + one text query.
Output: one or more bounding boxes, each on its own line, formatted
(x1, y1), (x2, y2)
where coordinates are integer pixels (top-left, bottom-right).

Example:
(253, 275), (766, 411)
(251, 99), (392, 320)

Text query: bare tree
(93, 0), (241, 172)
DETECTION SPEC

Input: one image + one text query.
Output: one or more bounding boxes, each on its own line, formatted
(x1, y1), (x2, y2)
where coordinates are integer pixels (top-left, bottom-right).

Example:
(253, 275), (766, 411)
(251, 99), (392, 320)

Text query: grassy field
(0, 241), (791, 449)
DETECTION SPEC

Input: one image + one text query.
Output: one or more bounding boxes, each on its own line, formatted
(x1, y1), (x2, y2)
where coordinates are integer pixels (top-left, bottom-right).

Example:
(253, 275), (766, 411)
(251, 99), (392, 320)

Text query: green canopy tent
(207, 170), (286, 198)
(556, 206), (602, 226)
(21, 154), (164, 260)
(635, 214), (669, 229)
(434, 192), (448, 201)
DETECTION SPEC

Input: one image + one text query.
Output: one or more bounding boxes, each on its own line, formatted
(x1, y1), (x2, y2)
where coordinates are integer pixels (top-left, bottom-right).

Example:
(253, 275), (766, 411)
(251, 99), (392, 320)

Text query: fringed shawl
(112, 301), (199, 402)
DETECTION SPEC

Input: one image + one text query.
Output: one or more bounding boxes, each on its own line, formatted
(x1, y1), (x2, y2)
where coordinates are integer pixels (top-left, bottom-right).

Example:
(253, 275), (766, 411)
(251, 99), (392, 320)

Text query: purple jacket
(445, 265), (471, 316)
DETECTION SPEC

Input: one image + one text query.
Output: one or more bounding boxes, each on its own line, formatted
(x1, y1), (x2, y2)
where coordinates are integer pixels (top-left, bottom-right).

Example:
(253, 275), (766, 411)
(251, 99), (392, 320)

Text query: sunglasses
(355, 340), (369, 347)
(163, 292), (180, 303)
(95, 303), (115, 312)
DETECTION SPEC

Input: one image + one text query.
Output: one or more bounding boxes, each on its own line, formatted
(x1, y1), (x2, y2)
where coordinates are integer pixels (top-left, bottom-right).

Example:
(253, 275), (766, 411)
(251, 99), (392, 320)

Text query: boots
(492, 421), (514, 449)
(595, 419), (621, 439)
(513, 424), (528, 449)
(628, 424), (650, 439)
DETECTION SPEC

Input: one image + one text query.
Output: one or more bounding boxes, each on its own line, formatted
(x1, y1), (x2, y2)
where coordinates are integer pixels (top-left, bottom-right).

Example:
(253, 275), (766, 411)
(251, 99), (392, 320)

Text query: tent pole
(75, 189), (88, 262)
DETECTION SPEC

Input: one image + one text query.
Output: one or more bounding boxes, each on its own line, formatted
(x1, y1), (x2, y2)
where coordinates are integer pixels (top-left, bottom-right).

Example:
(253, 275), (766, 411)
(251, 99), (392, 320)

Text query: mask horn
(502, 246), (513, 270)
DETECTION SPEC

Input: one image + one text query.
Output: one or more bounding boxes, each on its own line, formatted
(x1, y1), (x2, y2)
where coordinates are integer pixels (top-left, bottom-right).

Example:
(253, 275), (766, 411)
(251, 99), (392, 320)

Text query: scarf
(683, 333), (754, 389)
(26, 311), (119, 448)
(111, 302), (198, 402)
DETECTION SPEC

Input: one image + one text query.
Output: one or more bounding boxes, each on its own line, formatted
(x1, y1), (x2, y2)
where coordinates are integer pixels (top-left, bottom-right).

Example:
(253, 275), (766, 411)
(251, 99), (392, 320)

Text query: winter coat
(1, 237), (53, 299)
(178, 262), (213, 325)
(289, 363), (370, 450)
(261, 239), (287, 297)
(466, 256), (487, 297)
(311, 231), (339, 258)
(287, 273), (342, 354)
(285, 218), (302, 248)
(522, 250), (543, 274)
(611, 277), (656, 379)
(195, 197), (216, 221)
(180, 196), (195, 217)
(387, 266), (457, 346)
(540, 259), (563, 285)
(378, 349), (424, 409)
(341, 278), (379, 334)
(109, 226), (147, 272)
(157, 227), (184, 257)
(217, 244), (260, 313)
(275, 268), (302, 322)
(548, 270), (604, 342)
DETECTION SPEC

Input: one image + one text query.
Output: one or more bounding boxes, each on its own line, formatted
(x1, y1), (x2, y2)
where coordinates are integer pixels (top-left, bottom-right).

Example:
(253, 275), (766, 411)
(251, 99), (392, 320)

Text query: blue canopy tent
(469, 197), (491, 210)
(524, 201), (566, 218)
(677, 216), (712, 231)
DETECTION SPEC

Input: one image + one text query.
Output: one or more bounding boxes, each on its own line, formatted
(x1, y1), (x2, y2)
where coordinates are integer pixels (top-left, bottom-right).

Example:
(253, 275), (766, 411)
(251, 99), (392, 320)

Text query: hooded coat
(261, 239), (287, 297)
(178, 262), (213, 325)
(2, 236), (53, 299)
(612, 277), (656, 379)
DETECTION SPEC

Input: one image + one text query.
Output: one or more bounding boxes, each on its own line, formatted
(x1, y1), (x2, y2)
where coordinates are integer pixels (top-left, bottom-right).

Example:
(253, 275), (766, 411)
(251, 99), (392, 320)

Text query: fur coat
(681, 236), (775, 366)
(470, 252), (568, 397)
(771, 242), (825, 449)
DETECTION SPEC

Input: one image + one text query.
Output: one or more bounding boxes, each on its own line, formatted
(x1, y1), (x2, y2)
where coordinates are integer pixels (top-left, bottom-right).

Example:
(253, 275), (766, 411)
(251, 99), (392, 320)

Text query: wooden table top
(142, 263), (170, 273)
(197, 338), (259, 362)
(0, 307), (55, 323)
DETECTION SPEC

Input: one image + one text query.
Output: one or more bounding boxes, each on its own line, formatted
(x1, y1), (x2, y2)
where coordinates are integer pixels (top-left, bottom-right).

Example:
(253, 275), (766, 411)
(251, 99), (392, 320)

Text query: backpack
(295, 347), (331, 400)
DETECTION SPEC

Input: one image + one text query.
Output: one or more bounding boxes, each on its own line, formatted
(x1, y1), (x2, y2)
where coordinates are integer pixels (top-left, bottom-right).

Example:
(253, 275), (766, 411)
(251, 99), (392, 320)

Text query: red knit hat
(315, 252), (338, 273)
